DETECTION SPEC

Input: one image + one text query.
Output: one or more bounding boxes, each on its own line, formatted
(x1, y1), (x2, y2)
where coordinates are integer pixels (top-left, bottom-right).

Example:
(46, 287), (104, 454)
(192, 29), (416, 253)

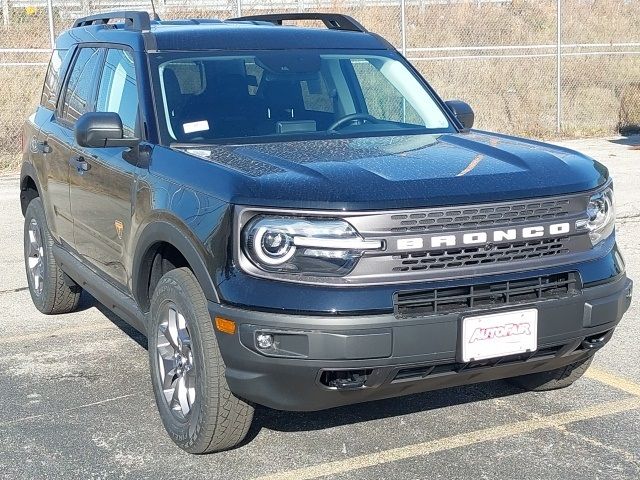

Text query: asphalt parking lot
(0, 136), (639, 480)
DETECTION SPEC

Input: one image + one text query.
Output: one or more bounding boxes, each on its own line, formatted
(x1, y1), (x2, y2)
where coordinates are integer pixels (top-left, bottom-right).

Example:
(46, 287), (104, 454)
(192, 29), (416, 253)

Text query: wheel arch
(20, 162), (42, 216)
(132, 219), (220, 313)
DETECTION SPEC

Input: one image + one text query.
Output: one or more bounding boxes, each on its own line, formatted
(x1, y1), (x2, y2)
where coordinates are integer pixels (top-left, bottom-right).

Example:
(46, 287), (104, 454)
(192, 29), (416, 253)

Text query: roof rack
(73, 10), (151, 32)
(229, 13), (367, 33)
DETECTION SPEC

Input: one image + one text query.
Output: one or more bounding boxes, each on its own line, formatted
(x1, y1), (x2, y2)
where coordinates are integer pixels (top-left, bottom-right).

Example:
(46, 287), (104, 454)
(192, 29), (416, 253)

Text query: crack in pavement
(0, 322), (116, 345)
(556, 424), (640, 472)
(0, 394), (137, 427)
(617, 213), (640, 224)
(0, 286), (28, 295)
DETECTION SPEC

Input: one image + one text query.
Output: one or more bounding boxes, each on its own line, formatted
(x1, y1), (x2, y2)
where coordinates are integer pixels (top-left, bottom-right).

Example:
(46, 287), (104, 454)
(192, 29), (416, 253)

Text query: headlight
(242, 216), (383, 276)
(577, 187), (615, 245)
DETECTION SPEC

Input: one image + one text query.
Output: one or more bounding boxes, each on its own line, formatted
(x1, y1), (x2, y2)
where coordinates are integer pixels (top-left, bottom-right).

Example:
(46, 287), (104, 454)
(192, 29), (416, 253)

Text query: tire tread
(24, 198), (81, 315)
(150, 268), (253, 453)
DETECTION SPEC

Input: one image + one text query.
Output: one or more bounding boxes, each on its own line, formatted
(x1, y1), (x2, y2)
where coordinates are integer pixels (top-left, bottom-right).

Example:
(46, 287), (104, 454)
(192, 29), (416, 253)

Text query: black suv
(20, 11), (632, 453)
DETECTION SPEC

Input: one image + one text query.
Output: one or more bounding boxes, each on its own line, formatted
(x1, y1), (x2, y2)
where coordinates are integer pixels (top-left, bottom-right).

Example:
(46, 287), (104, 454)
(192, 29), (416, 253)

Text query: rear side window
(96, 49), (139, 138)
(60, 47), (101, 124)
(40, 49), (67, 110)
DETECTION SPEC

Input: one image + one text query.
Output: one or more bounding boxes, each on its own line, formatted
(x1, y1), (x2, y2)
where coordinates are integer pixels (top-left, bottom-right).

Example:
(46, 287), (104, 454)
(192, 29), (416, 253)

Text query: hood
(174, 131), (609, 210)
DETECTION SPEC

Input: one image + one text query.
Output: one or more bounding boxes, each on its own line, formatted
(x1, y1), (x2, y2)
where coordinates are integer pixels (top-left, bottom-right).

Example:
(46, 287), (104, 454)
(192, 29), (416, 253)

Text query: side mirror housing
(75, 112), (139, 148)
(445, 100), (475, 132)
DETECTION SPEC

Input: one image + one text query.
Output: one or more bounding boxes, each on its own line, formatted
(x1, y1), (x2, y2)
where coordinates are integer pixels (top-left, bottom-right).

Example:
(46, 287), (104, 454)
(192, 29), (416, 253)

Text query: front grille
(388, 198), (571, 233)
(394, 272), (580, 317)
(391, 237), (570, 272)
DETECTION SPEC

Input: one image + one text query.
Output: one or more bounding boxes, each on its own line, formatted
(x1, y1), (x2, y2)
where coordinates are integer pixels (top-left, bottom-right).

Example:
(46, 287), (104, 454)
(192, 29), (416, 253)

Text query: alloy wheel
(26, 218), (45, 297)
(156, 303), (196, 419)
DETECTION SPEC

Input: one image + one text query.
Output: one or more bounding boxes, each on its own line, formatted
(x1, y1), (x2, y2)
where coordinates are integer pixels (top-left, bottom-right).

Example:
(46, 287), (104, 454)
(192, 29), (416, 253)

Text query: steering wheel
(328, 113), (380, 131)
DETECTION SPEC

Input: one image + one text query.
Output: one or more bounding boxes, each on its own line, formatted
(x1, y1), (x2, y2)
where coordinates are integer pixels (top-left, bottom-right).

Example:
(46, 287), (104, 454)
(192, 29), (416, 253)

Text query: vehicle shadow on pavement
(609, 135), (640, 148)
(241, 380), (524, 446)
(80, 292), (148, 350)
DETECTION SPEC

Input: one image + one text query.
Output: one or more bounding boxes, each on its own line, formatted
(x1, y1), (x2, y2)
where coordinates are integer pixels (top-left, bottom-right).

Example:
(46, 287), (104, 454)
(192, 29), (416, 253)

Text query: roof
(150, 22), (389, 51)
(55, 12), (392, 52)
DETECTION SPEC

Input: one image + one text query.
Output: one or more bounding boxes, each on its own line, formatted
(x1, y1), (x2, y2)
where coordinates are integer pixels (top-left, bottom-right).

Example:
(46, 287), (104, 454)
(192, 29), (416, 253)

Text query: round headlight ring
(580, 188), (615, 246)
(251, 226), (297, 266)
(587, 194), (610, 227)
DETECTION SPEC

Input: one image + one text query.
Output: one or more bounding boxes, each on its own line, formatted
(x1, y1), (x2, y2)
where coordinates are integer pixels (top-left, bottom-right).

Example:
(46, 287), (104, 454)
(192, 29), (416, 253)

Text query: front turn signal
(215, 316), (237, 335)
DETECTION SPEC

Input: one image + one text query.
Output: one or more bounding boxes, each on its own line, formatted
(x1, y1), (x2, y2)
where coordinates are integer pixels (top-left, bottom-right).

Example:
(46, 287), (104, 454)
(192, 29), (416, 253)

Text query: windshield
(151, 50), (454, 144)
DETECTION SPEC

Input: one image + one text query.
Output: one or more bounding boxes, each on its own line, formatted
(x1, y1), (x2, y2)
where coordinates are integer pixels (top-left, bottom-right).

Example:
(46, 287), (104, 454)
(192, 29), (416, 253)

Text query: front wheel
(508, 355), (594, 391)
(148, 268), (254, 453)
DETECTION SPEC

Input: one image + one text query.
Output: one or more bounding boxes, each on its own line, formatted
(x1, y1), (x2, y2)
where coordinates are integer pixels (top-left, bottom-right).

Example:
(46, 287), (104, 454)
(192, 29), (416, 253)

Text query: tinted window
(61, 47), (101, 124)
(154, 51), (452, 144)
(351, 59), (422, 125)
(40, 49), (67, 110)
(163, 61), (206, 95)
(96, 49), (139, 138)
(301, 73), (334, 113)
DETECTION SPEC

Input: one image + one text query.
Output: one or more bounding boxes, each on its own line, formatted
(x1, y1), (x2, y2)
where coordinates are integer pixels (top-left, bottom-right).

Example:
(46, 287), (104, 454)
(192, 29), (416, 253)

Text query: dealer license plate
(461, 309), (538, 362)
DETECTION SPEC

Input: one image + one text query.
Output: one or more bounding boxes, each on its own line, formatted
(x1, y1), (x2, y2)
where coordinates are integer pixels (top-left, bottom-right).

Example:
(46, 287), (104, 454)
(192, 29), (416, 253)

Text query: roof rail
(229, 13), (367, 33)
(73, 10), (152, 32)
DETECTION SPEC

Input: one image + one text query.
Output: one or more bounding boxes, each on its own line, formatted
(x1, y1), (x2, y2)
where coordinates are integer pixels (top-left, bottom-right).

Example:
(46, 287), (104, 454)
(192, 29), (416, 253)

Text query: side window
(96, 49), (140, 138)
(60, 47), (101, 124)
(351, 59), (422, 125)
(40, 49), (67, 110)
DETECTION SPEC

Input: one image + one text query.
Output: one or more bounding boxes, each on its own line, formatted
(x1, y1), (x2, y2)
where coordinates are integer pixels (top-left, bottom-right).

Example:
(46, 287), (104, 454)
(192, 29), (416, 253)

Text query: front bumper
(210, 274), (632, 411)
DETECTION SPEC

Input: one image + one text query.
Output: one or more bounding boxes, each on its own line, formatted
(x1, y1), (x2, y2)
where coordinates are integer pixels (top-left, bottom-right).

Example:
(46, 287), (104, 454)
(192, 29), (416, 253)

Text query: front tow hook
(581, 331), (613, 350)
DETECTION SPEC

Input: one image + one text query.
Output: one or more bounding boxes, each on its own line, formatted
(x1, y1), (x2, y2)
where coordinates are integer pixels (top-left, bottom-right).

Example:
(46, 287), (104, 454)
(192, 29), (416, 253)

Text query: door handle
(38, 141), (52, 154)
(69, 155), (91, 173)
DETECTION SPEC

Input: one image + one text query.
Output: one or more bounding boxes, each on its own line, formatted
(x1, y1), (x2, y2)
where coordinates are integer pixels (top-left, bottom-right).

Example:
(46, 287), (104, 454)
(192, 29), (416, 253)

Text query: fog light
(256, 333), (274, 349)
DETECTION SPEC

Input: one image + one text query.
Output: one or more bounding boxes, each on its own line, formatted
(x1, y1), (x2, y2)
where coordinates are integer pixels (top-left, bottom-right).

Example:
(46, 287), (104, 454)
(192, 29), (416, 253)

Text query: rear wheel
(508, 355), (594, 391)
(148, 267), (254, 453)
(23, 197), (82, 314)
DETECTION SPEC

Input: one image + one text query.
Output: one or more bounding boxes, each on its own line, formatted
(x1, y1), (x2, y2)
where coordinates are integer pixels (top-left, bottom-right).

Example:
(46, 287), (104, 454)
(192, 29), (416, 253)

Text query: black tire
(508, 355), (594, 392)
(24, 197), (82, 314)
(148, 267), (254, 453)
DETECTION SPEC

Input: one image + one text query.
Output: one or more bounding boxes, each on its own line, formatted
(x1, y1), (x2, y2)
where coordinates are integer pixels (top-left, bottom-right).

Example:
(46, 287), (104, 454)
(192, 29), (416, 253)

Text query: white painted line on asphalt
(0, 394), (136, 427)
(585, 367), (640, 397)
(253, 397), (640, 480)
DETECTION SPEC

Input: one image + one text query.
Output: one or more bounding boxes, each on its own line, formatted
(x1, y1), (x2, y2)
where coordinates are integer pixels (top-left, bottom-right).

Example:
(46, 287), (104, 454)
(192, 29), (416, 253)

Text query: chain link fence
(1, 0), (640, 169)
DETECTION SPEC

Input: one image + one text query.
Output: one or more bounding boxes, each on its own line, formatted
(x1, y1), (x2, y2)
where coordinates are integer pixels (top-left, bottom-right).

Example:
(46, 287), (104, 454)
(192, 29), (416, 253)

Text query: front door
(69, 48), (141, 288)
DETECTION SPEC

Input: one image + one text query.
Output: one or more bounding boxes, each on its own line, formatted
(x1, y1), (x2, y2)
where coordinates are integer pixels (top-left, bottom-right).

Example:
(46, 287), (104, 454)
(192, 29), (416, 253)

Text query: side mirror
(75, 112), (139, 148)
(445, 100), (475, 132)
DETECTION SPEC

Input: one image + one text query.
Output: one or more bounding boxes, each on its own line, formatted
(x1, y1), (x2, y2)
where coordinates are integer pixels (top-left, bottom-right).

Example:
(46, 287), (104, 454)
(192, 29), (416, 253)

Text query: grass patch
(0, 67), (44, 171)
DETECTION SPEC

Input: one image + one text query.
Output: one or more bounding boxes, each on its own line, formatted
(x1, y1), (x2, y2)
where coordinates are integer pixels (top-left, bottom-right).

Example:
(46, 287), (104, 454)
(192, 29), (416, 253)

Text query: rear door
(28, 48), (72, 243)
(69, 47), (141, 288)
(45, 46), (104, 247)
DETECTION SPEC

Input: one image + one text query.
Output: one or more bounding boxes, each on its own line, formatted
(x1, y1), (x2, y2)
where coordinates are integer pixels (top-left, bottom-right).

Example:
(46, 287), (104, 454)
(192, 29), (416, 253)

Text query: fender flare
(19, 161), (43, 215)
(131, 219), (220, 308)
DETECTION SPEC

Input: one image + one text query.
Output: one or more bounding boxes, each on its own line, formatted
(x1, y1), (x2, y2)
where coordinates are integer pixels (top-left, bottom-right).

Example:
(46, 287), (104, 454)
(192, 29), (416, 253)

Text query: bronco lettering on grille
(396, 222), (571, 251)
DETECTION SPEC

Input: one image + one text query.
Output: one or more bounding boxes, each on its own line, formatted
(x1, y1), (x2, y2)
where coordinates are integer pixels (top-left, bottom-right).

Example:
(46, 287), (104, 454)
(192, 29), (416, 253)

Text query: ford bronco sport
(20, 11), (633, 453)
